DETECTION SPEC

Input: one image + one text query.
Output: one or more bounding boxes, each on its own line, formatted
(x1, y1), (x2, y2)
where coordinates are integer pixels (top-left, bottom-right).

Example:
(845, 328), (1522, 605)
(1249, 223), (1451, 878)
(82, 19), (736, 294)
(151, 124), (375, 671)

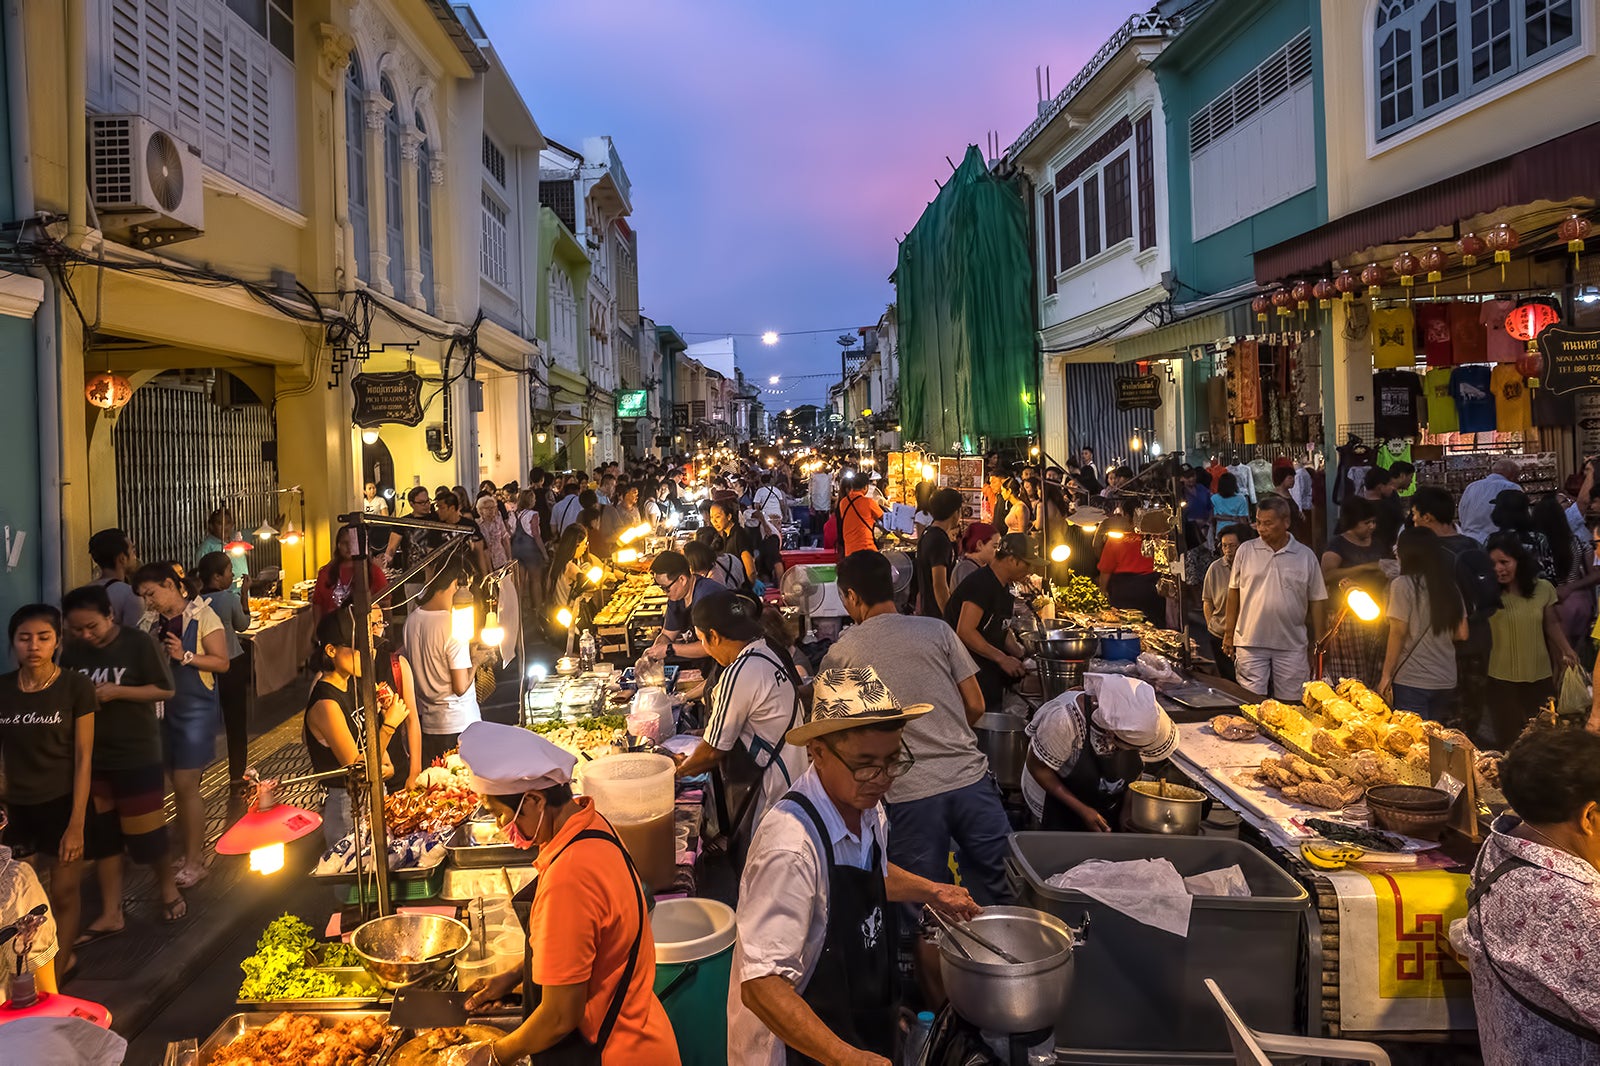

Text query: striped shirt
(705, 639), (809, 832)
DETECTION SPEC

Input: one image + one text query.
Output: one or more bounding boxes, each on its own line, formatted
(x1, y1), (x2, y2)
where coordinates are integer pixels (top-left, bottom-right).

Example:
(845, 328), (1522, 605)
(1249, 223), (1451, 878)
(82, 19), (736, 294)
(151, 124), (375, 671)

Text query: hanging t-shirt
(1415, 303), (1454, 367)
(1492, 363), (1532, 435)
(1372, 369), (1424, 439)
(1376, 441), (1415, 496)
(1480, 300), (1522, 363)
(1423, 366), (1458, 433)
(1449, 302), (1487, 364)
(1371, 307), (1416, 369)
(1450, 365), (1496, 433)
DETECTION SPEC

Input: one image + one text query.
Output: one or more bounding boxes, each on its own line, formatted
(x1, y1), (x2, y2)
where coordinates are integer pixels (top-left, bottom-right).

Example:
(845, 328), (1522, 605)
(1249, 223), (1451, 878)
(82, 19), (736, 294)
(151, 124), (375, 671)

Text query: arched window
(345, 60), (369, 280)
(1374, 0), (1578, 140)
(381, 76), (405, 296)
(416, 111), (435, 314)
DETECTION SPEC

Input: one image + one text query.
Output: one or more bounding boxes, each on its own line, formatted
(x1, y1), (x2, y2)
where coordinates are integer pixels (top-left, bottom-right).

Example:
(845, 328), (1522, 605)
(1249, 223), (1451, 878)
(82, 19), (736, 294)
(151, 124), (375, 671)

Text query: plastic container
(651, 898), (736, 1066)
(903, 1010), (934, 1065)
(631, 688), (677, 743)
(1007, 832), (1307, 1058)
(456, 946), (520, 991)
(578, 753), (678, 890)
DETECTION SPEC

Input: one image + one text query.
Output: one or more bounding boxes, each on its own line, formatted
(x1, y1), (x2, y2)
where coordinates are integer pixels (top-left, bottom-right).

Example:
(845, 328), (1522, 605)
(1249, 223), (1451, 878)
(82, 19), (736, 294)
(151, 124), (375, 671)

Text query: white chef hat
(459, 721), (577, 796)
(1089, 675), (1178, 761)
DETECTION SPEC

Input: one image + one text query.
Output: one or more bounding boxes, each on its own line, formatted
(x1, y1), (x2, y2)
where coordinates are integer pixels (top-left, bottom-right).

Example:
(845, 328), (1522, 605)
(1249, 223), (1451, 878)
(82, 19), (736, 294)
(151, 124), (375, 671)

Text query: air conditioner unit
(89, 114), (204, 246)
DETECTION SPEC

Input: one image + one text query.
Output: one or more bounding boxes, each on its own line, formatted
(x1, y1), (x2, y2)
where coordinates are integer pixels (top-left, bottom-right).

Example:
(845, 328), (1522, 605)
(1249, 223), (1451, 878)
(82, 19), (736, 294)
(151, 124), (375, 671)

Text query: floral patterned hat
(786, 666), (932, 745)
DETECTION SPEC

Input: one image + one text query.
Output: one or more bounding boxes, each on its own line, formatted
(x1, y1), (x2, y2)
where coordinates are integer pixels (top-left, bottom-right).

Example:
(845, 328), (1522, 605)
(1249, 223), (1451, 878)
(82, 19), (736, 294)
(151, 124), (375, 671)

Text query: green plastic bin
(652, 898), (736, 1066)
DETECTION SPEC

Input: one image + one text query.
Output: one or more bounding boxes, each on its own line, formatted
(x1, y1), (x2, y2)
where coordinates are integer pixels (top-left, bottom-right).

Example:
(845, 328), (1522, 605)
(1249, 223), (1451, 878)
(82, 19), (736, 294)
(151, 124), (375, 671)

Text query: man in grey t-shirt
(823, 550), (1015, 907)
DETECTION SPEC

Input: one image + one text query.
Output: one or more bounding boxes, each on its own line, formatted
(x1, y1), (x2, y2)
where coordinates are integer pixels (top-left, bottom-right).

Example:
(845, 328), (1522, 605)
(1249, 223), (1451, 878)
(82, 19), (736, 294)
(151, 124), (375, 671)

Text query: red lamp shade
(1504, 301), (1559, 343)
(216, 802), (322, 855)
(1270, 288), (1294, 317)
(1392, 251), (1421, 287)
(85, 372), (134, 411)
(223, 536), (254, 557)
(1458, 232), (1487, 266)
(1419, 245), (1448, 282)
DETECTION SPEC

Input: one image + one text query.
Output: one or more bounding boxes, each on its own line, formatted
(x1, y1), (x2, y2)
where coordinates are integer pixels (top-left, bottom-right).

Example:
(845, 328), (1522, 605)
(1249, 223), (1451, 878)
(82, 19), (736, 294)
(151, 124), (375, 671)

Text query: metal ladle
(924, 905), (1023, 965)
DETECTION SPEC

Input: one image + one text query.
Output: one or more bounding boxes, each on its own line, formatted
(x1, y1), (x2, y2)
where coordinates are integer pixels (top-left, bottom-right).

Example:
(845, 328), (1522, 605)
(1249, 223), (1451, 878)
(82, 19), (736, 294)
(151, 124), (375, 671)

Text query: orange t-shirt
(1097, 534), (1154, 576)
(528, 800), (681, 1065)
(837, 491), (883, 555)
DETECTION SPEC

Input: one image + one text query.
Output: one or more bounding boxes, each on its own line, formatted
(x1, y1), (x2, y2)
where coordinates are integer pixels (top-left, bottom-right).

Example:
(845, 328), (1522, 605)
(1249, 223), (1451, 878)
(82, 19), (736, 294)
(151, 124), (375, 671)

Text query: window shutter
(1135, 113), (1156, 251)
(1059, 188), (1081, 271)
(172, 1), (203, 144)
(1082, 175), (1101, 259)
(1041, 187), (1057, 294)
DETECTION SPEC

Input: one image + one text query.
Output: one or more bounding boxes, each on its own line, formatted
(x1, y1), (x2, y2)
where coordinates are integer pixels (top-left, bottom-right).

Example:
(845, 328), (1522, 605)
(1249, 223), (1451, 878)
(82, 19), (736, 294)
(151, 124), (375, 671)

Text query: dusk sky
(471, 0), (1146, 411)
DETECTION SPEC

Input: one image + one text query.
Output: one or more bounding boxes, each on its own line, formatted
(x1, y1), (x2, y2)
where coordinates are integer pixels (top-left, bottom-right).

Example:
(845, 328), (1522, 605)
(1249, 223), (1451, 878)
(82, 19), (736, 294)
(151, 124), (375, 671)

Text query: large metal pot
(1122, 780), (1207, 835)
(973, 713), (1027, 791)
(351, 913), (471, 989)
(937, 906), (1088, 1033)
(1019, 628), (1099, 660)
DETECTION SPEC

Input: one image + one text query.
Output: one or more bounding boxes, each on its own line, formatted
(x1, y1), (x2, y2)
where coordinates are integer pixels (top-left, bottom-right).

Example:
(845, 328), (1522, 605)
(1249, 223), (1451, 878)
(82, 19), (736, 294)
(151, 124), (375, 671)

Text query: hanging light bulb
(360, 427), (380, 446)
(556, 607), (574, 629)
(536, 431), (548, 445)
(451, 587), (477, 643)
(1128, 435), (1143, 452)
(1346, 587), (1381, 623)
(1050, 544), (1071, 563)
(224, 535), (253, 558)
(280, 521), (302, 546)
(479, 610), (505, 648)
(585, 565), (604, 585)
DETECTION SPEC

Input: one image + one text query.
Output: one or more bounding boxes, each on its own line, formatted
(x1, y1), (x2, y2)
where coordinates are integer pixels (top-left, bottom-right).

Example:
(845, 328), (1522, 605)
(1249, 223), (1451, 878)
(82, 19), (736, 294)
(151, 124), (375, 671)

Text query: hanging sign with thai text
(352, 371), (426, 427)
(1536, 327), (1600, 395)
(1113, 375), (1163, 411)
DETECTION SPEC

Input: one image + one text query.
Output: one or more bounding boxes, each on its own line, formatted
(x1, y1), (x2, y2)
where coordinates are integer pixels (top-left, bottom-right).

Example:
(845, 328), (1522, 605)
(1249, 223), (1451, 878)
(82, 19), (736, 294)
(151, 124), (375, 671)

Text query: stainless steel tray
(237, 967), (386, 1011)
(441, 864), (536, 902)
(199, 1010), (391, 1065)
(445, 822), (526, 868)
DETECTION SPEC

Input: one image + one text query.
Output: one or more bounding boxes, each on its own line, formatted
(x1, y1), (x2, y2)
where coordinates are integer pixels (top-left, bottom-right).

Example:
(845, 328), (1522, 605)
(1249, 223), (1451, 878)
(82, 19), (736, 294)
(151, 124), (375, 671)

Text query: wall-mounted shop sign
(1113, 375), (1163, 411)
(616, 389), (649, 418)
(1537, 327), (1600, 395)
(351, 371), (425, 427)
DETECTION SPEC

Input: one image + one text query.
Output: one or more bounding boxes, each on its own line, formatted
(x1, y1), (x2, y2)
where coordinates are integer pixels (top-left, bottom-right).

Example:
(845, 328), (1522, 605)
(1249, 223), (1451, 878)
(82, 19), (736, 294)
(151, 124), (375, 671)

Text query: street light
(762, 331), (780, 346)
(769, 374), (780, 384)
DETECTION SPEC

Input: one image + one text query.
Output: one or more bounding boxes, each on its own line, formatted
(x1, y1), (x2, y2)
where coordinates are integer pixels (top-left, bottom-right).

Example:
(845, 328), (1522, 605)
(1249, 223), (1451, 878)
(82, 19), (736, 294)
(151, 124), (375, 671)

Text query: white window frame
(1051, 129), (1139, 281)
(481, 186), (509, 290)
(1365, 0), (1589, 154)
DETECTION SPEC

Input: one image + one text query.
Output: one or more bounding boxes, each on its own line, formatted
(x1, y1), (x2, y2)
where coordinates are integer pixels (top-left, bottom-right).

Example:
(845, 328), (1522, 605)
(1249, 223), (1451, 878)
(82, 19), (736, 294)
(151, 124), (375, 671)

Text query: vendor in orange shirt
(835, 472), (884, 557)
(456, 723), (680, 1066)
(1097, 514), (1164, 627)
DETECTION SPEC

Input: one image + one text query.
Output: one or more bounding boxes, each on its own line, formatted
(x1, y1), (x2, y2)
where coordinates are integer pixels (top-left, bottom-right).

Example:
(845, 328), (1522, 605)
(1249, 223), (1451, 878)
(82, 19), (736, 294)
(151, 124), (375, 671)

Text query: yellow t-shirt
(1372, 307), (1416, 369)
(1491, 363), (1531, 435)
(1423, 367), (1457, 433)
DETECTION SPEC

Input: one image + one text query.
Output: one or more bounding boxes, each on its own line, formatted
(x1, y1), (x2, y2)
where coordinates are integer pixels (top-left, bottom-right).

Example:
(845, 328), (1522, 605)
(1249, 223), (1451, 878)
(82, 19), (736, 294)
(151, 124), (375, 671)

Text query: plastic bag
(1557, 665), (1591, 724)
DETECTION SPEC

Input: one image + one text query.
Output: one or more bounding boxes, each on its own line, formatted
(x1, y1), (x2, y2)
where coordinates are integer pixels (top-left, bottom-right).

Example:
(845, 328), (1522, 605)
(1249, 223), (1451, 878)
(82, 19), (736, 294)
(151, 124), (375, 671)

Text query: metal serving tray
(198, 1010), (390, 1065)
(440, 864), (536, 902)
(445, 822), (526, 869)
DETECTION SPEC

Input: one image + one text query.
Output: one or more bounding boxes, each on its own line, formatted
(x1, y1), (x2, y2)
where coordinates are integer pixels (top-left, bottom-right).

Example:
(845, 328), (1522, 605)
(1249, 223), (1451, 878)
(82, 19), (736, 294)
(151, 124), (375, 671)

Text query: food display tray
(199, 1011), (391, 1065)
(440, 865), (536, 902)
(1161, 683), (1242, 711)
(444, 823), (526, 869)
(237, 967), (386, 1010)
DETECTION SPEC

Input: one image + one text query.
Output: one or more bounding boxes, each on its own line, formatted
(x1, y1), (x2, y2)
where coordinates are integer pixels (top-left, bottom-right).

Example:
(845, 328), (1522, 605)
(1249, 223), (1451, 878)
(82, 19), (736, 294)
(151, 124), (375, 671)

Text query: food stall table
(240, 603), (314, 697)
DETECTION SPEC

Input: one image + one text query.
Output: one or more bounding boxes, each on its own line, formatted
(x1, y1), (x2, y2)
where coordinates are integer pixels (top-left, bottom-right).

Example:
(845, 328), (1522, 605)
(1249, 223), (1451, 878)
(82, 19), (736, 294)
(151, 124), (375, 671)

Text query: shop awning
(1112, 301), (1255, 363)
(1254, 120), (1600, 284)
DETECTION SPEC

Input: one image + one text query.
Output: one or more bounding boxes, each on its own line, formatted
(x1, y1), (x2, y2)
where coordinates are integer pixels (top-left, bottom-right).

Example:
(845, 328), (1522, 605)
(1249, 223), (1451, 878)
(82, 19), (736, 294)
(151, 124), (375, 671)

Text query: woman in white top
(671, 592), (808, 845)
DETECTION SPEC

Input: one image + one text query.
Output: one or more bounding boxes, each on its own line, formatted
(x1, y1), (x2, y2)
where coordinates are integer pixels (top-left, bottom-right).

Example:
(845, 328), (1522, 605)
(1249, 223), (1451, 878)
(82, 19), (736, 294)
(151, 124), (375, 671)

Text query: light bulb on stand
(451, 587), (477, 643)
(1346, 587), (1382, 622)
(556, 607), (574, 629)
(480, 610), (505, 648)
(1050, 544), (1071, 563)
(360, 427), (380, 446)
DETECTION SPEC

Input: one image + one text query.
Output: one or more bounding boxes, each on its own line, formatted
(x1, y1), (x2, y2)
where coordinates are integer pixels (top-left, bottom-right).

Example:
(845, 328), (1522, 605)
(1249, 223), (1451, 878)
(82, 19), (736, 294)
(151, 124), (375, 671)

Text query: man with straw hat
(728, 667), (981, 1066)
(449, 722), (679, 1066)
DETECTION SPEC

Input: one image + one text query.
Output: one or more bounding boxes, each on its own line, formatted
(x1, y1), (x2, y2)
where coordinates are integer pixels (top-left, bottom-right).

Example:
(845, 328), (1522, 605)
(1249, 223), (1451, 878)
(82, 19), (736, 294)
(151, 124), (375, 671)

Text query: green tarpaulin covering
(897, 145), (1036, 453)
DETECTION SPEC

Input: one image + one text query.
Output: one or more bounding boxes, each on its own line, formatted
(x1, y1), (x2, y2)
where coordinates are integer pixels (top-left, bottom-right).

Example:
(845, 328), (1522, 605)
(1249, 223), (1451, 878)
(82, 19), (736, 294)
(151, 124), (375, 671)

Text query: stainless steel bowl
(1019, 628), (1099, 660)
(937, 906), (1087, 1033)
(1123, 780), (1207, 835)
(351, 913), (471, 989)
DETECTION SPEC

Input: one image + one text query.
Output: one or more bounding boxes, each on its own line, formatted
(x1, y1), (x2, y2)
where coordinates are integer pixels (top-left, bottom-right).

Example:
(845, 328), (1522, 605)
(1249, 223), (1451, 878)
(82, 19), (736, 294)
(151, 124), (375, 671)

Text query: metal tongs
(923, 905), (1023, 965)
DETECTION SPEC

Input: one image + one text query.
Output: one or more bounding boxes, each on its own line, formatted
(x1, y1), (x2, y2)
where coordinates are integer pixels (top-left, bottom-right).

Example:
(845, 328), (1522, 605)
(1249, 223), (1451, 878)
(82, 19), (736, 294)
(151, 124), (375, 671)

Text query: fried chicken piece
(1351, 688), (1391, 721)
(1345, 749), (1388, 786)
(1210, 715), (1259, 741)
(1345, 723), (1379, 751)
(1475, 751), (1503, 790)
(1321, 698), (1361, 726)
(1303, 680), (1337, 713)
(1382, 723), (1420, 755)
(1311, 729), (1342, 759)
(1389, 710), (1423, 733)
(1283, 753), (1319, 780)
(1257, 700), (1293, 728)
(1293, 778), (1360, 809)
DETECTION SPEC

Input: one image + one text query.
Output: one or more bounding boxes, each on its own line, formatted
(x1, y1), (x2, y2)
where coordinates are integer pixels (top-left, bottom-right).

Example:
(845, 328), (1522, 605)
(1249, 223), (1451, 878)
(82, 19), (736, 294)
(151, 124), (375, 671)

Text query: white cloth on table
(0, 1018), (126, 1065)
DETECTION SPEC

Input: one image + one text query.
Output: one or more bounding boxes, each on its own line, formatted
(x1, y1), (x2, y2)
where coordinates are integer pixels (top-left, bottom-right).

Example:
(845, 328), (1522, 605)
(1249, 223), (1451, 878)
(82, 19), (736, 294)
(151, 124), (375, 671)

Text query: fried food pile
(1209, 715), (1259, 741)
(1255, 753), (1365, 809)
(211, 1013), (386, 1066)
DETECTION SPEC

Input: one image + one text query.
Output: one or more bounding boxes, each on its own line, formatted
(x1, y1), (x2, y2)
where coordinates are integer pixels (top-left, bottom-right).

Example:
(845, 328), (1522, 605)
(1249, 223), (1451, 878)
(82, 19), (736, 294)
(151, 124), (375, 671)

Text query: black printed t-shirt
(1372, 369), (1424, 440)
(0, 669), (96, 803)
(61, 627), (172, 771)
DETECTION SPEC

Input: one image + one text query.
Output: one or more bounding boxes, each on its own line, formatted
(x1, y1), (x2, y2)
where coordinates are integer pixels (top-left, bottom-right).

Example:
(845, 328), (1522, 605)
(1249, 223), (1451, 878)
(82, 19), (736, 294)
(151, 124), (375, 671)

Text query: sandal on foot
(174, 863), (209, 889)
(163, 896), (187, 922)
(73, 925), (124, 948)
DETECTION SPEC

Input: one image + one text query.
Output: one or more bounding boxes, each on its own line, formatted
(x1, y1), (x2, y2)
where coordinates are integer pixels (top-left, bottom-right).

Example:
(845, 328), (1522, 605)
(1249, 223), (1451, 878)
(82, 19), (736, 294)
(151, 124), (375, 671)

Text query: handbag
(475, 660), (498, 703)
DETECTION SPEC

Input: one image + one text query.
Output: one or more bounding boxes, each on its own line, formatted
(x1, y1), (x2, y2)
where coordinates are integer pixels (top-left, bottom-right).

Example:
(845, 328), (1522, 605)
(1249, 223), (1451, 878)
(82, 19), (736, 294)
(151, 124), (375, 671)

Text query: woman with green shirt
(1484, 533), (1578, 747)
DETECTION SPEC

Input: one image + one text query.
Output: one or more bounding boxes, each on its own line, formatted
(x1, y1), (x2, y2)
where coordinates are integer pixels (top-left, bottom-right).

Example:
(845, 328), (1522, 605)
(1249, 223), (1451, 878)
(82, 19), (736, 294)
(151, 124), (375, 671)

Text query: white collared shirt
(1228, 534), (1327, 651)
(726, 765), (888, 1066)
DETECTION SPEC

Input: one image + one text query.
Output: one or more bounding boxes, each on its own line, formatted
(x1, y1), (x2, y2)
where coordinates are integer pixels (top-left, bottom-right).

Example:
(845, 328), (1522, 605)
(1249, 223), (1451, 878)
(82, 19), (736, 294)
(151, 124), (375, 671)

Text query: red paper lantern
(1484, 223), (1519, 279)
(1504, 301), (1559, 343)
(1291, 281), (1314, 310)
(1392, 251), (1421, 288)
(1360, 262), (1386, 300)
(1559, 214), (1591, 269)
(1252, 295), (1271, 323)
(1515, 348), (1543, 383)
(1418, 245), (1448, 283)
(1458, 232), (1486, 267)
(1312, 278), (1337, 308)
(1271, 287), (1295, 317)
(1333, 270), (1360, 303)
(85, 372), (133, 411)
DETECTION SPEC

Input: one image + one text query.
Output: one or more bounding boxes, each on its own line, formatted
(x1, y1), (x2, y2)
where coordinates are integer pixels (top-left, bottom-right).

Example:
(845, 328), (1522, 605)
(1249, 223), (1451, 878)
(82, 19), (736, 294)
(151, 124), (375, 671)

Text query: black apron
(709, 649), (802, 855)
(510, 826), (646, 1065)
(781, 791), (898, 1065)
(1040, 731), (1142, 832)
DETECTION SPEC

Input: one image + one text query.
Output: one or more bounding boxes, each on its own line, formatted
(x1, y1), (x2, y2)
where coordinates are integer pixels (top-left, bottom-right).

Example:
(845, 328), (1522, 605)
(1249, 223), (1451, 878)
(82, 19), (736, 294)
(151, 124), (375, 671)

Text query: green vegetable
(1053, 574), (1108, 614)
(237, 914), (368, 1001)
(530, 713), (628, 735)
